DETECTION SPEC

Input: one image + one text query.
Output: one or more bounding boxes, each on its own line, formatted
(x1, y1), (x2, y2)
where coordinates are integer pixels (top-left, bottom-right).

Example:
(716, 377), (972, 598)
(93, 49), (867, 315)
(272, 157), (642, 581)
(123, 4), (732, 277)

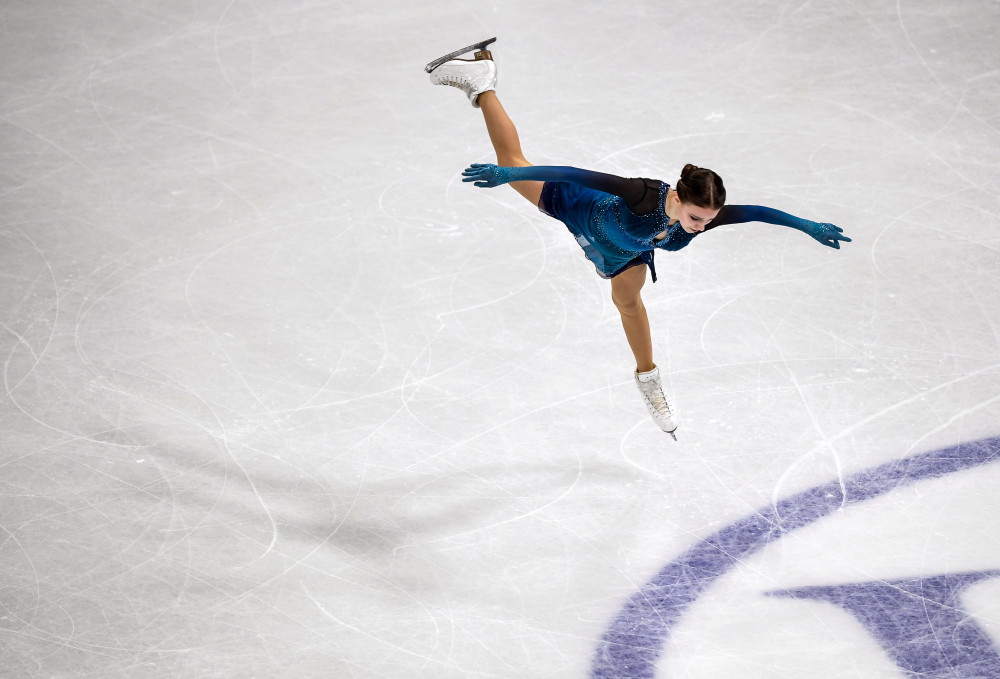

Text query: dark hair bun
(676, 164), (726, 210)
(680, 163), (700, 181)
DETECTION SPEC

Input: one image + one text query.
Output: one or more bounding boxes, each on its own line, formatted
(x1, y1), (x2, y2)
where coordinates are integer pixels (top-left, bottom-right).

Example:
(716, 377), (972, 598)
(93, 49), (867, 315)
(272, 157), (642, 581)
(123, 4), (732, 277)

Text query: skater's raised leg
(428, 41), (542, 207)
(476, 90), (542, 207)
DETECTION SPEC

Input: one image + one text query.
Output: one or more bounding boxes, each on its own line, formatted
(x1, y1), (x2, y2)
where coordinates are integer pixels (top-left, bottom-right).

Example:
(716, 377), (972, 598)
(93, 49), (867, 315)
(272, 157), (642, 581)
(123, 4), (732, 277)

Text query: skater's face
(674, 197), (720, 233)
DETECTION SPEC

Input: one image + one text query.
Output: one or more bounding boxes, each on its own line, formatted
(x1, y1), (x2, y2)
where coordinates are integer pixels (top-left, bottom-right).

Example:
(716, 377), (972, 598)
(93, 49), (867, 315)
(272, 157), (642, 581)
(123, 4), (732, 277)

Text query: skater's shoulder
(637, 177), (667, 191)
(624, 177), (667, 215)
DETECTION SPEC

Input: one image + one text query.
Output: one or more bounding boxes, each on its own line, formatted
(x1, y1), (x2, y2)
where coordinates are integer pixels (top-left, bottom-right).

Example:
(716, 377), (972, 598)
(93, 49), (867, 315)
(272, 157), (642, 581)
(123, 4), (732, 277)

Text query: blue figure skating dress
(539, 177), (695, 282)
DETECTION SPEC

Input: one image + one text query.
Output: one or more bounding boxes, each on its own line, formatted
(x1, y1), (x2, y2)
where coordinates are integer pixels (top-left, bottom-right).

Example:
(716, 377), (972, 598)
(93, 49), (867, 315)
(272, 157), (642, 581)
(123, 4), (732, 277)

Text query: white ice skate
(635, 366), (678, 440)
(426, 37), (497, 108)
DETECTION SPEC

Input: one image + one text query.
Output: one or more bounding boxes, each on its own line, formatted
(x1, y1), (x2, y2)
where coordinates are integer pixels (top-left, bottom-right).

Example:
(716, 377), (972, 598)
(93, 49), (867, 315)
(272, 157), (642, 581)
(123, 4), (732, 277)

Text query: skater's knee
(613, 292), (644, 316)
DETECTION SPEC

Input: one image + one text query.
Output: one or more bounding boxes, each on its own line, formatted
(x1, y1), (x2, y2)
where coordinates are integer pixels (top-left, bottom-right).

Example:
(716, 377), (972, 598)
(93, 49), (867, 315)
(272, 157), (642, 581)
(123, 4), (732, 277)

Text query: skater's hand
(800, 221), (852, 249)
(462, 163), (512, 188)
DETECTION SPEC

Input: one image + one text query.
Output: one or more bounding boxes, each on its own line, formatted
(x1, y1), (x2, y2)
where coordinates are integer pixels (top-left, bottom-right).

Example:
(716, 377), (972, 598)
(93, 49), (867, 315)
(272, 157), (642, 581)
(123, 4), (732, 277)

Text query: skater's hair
(675, 164), (726, 210)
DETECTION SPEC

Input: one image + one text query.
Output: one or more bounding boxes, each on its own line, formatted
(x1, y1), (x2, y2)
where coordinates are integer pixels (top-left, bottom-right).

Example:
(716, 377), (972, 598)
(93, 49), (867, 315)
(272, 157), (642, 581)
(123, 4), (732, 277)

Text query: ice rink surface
(2, 1), (1000, 677)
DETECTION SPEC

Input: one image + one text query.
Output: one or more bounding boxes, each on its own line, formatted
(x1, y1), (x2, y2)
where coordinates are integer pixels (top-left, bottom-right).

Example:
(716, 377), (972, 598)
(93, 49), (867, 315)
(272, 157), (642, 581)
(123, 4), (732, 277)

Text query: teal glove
(796, 221), (852, 249)
(462, 163), (514, 187)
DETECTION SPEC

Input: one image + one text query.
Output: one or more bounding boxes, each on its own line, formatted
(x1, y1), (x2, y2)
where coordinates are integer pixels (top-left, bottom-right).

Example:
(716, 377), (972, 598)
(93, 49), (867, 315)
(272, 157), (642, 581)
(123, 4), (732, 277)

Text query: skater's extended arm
(710, 204), (852, 249)
(462, 163), (659, 214)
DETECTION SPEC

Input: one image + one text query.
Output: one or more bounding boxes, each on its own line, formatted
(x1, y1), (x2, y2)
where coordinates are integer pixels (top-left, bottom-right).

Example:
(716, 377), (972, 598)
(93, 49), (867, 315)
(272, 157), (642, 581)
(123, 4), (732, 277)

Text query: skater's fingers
(835, 233), (852, 242)
(474, 181), (492, 188)
(826, 239), (841, 249)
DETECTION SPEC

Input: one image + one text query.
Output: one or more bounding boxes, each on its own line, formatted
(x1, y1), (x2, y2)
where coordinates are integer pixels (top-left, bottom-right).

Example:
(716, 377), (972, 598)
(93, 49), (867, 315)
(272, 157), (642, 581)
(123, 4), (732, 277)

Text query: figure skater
(426, 40), (851, 439)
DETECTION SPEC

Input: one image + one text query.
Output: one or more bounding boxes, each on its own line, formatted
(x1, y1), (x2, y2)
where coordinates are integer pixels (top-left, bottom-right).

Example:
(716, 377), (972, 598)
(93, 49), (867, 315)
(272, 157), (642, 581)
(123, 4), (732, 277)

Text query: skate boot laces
(635, 367), (678, 437)
(434, 70), (474, 93)
(430, 59), (496, 99)
(642, 382), (673, 417)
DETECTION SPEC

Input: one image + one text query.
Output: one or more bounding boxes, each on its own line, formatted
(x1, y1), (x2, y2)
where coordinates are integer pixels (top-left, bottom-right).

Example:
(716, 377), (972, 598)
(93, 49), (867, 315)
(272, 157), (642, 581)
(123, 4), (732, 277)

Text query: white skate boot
(427, 43), (497, 108)
(635, 366), (678, 440)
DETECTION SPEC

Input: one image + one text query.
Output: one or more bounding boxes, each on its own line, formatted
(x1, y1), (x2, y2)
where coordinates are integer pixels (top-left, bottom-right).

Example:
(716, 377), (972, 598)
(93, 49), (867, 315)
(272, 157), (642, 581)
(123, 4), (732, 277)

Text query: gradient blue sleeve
(709, 204), (851, 248)
(710, 204), (812, 230)
(488, 165), (648, 205)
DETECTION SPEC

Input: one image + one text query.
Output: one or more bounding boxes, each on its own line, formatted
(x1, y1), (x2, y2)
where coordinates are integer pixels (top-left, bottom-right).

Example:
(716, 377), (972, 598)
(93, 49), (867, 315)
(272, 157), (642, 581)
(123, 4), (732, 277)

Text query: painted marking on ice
(771, 572), (1000, 678)
(591, 436), (1000, 679)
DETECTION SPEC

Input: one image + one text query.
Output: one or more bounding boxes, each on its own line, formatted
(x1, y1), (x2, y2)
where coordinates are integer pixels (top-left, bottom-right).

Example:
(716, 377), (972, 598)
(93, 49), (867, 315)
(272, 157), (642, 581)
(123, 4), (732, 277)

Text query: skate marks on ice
(591, 436), (1000, 678)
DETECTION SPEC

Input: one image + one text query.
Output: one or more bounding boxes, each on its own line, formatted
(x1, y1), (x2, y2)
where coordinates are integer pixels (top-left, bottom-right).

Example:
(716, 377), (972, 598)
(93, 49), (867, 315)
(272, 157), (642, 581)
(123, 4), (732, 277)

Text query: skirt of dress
(538, 181), (650, 280)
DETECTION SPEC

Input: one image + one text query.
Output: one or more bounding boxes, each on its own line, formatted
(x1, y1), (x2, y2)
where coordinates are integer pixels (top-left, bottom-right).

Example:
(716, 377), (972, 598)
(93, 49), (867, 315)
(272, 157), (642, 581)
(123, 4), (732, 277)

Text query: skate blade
(668, 430), (678, 441)
(425, 37), (497, 73)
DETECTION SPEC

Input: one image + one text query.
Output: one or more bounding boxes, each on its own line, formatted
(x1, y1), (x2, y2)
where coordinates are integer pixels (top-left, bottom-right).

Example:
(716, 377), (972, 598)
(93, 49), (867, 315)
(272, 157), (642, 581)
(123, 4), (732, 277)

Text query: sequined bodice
(591, 181), (697, 255)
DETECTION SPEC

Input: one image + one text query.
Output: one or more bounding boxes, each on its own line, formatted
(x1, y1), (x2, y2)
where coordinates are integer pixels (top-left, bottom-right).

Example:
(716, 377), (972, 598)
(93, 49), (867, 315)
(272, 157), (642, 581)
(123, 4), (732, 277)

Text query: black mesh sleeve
(501, 166), (661, 215)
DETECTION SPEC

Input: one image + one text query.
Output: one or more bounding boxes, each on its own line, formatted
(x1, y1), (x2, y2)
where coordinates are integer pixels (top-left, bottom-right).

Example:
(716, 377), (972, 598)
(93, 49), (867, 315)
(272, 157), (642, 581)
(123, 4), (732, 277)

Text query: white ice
(2, 1), (999, 677)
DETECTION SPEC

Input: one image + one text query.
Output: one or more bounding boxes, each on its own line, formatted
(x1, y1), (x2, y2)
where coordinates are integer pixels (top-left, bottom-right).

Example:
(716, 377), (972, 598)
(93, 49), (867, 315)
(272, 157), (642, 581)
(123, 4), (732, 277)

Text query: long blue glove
(715, 205), (852, 249)
(461, 163), (633, 191)
(461, 163), (654, 211)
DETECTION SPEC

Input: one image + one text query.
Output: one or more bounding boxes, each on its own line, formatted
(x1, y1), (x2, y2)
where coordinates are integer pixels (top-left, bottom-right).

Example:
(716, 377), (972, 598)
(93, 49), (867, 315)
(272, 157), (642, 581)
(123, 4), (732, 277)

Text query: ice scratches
(63, 266), (290, 570)
(304, 583), (458, 673)
(895, 0), (947, 89)
(1, 225), (62, 437)
(0, 114), (97, 177)
(212, 0), (241, 95)
(183, 242), (270, 415)
(772, 360), (1000, 504)
(693, 284), (851, 509)
(770, 363), (1000, 521)
(433, 181), (552, 321)
(393, 184), (573, 471)
(797, 92), (979, 193)
(870, 183), (998, 284)
(593, 131), (752, 168)
(400, 377), (606, 472)
(390, 457), (586, 553)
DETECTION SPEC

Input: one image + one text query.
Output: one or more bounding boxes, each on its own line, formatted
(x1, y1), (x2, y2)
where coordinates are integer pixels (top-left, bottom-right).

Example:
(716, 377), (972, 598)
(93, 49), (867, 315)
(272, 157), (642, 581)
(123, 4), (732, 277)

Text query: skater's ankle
(476, 90), (498, 105)
(636, 362), (656, 375)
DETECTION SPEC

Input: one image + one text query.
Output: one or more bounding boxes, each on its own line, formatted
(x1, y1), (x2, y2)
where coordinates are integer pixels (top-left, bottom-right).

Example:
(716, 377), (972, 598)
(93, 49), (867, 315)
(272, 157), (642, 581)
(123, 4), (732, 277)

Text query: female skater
(427, 42), (851, 439)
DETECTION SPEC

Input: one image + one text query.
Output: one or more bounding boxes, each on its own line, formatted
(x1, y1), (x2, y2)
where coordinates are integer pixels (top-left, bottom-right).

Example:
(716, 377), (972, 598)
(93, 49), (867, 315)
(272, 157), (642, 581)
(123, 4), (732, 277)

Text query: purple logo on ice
(591, 436), (1000, 678)
(771, 571), (1000, 677)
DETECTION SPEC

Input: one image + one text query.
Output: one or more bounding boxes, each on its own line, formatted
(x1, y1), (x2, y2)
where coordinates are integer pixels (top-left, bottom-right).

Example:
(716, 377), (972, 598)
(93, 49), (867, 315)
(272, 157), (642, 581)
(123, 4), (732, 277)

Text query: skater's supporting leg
(477, 91), (543, 207)
(614, 264), (678, 436)
(611, 264), (655, 373)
